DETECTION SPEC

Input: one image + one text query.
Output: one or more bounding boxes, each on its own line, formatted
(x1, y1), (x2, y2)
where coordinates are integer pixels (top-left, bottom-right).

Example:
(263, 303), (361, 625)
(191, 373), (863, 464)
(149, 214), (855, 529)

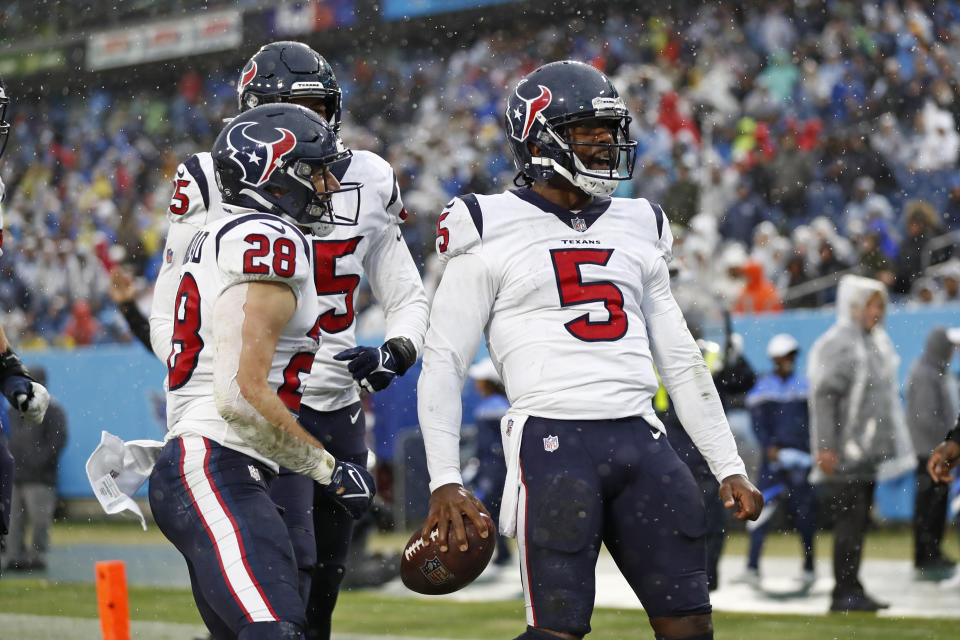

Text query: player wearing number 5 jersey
(418, 61), (764, 640)
(149, 104), (374, 640)
(149, 42), (428, 640)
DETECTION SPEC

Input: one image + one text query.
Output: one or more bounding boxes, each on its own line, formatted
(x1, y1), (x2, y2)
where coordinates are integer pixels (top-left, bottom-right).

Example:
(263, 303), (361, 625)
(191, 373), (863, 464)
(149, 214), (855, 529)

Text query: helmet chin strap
(534, 156), (619, 197)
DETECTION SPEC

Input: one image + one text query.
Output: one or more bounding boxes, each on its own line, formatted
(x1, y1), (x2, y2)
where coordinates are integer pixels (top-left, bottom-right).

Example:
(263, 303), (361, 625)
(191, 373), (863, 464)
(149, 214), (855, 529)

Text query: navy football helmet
(505, 60), (637, 197)
(212, 103), (361, 236)
(237, 41), (342, 132)
(0, 75), (10, 159)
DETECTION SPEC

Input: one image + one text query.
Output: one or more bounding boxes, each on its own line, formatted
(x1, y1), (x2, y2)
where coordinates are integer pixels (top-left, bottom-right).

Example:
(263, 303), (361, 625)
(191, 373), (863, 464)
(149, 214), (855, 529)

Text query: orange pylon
(95, 560), (131, 640)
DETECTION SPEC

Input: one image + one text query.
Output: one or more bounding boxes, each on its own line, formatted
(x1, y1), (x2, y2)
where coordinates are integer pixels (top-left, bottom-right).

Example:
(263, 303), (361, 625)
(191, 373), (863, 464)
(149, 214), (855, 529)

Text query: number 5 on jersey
(550, 248), (627, 342)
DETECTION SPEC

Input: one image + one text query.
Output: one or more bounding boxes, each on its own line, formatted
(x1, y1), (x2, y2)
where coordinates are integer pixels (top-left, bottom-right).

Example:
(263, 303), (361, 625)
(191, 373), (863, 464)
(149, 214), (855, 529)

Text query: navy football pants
(268, 401), (369, 640)
(149, 436), (305, 639)
(517, 417), (712, 637)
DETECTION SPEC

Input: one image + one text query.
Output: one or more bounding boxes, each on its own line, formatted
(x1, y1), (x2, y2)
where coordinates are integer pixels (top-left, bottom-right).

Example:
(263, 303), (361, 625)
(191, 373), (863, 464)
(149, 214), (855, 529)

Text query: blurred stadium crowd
(3, 0), (960, 348)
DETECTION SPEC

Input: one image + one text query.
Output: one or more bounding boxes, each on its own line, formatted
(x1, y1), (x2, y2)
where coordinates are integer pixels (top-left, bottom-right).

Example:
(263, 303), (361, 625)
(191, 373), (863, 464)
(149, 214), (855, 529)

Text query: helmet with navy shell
(237, 41), (342, 133)
(212, 103), (361, 237)
(505, 60), (637, 197)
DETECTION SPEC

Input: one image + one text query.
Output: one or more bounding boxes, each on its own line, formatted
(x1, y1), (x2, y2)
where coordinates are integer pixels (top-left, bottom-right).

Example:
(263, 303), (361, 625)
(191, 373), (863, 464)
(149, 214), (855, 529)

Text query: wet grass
(0, 580), (953, 639)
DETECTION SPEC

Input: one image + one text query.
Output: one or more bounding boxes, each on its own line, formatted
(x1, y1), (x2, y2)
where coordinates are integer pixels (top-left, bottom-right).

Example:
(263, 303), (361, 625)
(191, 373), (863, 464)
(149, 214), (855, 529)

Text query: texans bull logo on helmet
(225, 121), (297, 188)
(507, 80), (552, 142)
(238, 61), (258, 97)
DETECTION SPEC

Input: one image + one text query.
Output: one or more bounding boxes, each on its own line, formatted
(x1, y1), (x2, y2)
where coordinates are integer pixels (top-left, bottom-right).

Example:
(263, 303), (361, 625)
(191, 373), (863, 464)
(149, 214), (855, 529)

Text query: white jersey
(301, 150), (428, 411)
(165, 210), (321, 470)
(150, 152), (226, 361)
(151, 149), (427, 412)
(418, 188), (746, 489)
(433, 189), (671, 417)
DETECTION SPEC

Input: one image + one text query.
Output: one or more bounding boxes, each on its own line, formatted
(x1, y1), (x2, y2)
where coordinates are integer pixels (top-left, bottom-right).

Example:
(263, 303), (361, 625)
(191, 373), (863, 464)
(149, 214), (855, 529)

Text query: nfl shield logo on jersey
(572, 216), (587, 232)
(543, 435), (559, 452)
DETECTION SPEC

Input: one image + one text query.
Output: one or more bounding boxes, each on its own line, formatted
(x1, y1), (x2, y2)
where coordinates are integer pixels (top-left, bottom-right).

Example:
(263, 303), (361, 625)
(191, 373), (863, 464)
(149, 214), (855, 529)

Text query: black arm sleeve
(119, 301), (153, 352)
(0, 348), (35, 384)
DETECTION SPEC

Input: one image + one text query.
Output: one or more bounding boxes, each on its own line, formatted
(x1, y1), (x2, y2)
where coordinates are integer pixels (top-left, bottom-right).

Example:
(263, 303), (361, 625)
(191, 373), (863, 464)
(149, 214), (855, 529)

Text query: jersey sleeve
(384, 168), (406, 223)
(149, 222), (203, 361)
(364, 223), (429, 355)
(166, 154), (213, 226)
(435, 196), (482, 264)
(642, 258), (747, 482)
(215, 219), (311, 299)
(417, 252), (497, 491)
(647, 200), (674, 262)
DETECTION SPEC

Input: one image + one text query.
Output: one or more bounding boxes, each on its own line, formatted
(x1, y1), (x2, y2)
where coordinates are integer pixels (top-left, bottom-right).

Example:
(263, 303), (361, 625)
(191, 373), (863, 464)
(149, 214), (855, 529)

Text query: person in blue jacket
(740, 333), (816, 590)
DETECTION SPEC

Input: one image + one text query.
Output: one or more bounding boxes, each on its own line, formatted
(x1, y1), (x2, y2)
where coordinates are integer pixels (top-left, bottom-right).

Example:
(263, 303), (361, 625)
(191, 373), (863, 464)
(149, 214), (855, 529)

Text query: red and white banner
(87, 9), (242, 71)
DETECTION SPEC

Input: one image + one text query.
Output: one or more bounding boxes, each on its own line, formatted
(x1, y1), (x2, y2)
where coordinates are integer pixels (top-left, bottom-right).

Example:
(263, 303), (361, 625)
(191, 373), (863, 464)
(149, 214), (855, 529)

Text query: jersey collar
(509, 188), (611, 232)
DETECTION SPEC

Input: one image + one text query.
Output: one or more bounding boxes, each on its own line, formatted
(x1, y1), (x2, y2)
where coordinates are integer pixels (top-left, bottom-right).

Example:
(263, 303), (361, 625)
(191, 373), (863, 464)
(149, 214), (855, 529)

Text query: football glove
(334, 337), (416, 393)
(3, 377), (50, 424)
(322, 459), (376, 519)
(0, 349), (50, 424)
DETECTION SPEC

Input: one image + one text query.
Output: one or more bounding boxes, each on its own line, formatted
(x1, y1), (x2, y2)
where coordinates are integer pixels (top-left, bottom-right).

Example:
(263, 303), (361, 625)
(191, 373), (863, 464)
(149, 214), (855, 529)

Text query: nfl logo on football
(421, 556), (453, 585)
(543, 435), (559, 452)
(572, 216), (587, 232)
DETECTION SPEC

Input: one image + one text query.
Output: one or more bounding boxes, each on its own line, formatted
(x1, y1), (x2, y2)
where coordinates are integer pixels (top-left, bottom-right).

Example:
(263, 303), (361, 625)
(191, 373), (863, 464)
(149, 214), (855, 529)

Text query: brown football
(400, 513), (496, 595)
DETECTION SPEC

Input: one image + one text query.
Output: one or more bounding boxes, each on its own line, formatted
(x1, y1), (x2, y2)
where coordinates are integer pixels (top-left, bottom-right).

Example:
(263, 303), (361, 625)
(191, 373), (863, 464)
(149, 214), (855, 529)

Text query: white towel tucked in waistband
(85, 430), (164, 530)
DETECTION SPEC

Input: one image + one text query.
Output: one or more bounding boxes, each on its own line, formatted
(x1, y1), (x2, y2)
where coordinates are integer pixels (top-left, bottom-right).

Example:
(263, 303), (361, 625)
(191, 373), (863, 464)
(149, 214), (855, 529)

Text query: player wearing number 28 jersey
(150, 104), (375, 640)
(418, 61), (763, 640)
(150, 42), (427, 640)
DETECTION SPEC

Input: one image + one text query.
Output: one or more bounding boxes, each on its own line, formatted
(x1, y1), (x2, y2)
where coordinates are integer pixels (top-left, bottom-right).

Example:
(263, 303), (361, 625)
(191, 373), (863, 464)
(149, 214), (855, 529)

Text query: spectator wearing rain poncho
(808, 274), (915, 612)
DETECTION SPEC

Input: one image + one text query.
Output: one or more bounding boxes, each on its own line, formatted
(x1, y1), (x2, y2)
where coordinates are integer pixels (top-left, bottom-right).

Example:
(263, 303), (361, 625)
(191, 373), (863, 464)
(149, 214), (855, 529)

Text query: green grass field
(0, 520), (954, 639)
(0, 580), (954, 639)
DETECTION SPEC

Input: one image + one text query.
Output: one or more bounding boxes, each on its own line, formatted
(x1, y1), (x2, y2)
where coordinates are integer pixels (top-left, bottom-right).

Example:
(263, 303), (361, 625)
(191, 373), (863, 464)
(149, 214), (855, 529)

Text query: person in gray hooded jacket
(808, 274), (915, 612)
(906, 327), (958, 578)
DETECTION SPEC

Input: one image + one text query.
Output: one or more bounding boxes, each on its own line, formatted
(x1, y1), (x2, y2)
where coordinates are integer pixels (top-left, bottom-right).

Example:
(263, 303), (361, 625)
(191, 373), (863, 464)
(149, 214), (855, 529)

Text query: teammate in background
(418, 61), (762, 640)
(740, 334), (816, 590)
(149, 42), (427, 640)
(466, 358), (511, 567)
(148, 104), (374, 640)
(0, 75), (51, 574)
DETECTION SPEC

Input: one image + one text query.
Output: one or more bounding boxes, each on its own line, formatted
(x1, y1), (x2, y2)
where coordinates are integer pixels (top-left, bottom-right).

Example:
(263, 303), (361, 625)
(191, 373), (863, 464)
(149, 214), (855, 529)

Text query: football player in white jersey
(417, 61), (763, 640)
(149, 42), (427, 639)
(149, 104), (374, 640)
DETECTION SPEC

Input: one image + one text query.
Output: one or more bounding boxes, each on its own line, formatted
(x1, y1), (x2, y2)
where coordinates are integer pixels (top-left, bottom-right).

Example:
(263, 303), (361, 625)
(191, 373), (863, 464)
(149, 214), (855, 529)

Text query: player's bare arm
(423, 483), (490, 552)
(213, 280), (336, 485)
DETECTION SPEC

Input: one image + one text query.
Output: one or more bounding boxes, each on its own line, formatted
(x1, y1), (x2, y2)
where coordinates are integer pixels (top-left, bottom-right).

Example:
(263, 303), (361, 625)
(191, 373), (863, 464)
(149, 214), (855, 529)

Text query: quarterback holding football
(417, 60), (763, 640)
